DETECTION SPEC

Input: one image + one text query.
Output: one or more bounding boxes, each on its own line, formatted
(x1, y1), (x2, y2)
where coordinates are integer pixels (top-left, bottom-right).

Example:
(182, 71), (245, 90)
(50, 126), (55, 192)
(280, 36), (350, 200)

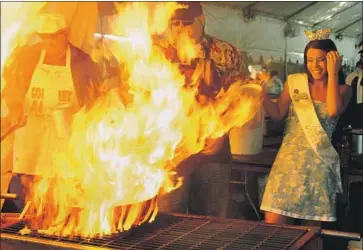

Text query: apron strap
(39, 49), (46, 65)
(65, 46), (71, 68)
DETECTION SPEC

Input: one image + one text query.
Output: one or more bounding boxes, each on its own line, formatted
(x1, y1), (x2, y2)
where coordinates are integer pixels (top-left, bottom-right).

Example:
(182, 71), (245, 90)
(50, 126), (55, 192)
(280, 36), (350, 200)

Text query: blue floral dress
(260, 101), (339, 221)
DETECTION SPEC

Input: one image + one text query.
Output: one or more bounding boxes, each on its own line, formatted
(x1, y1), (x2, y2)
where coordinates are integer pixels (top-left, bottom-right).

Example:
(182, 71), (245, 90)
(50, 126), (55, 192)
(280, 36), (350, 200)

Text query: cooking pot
(343, 127), (363, 155)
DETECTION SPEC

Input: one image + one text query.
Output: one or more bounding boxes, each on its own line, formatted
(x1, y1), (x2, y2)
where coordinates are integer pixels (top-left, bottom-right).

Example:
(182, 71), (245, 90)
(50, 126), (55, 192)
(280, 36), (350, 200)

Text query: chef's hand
(326, 51), (342, 76)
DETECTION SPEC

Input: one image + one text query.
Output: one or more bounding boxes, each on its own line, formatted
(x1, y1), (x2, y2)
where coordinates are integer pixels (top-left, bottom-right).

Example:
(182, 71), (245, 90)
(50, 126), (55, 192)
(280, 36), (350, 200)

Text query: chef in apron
(345, 42), (363, 129)
(3, 13), (80, 208)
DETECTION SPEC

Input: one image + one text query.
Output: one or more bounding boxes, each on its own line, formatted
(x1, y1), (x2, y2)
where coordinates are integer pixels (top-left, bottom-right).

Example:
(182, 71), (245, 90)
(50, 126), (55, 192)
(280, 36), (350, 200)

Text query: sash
(288, 74), (342, 194)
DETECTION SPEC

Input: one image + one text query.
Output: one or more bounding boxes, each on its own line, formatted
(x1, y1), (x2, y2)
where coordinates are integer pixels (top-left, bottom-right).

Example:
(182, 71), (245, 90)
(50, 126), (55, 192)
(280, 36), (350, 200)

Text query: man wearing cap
(344, 41), (363, 129)
(155, 2), (248, 217)
(1, 13), (102, 211)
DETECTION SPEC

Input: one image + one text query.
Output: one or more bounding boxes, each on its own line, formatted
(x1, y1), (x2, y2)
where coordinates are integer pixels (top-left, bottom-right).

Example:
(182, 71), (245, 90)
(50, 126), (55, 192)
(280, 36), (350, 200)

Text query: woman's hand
(326, 51), (342, 76)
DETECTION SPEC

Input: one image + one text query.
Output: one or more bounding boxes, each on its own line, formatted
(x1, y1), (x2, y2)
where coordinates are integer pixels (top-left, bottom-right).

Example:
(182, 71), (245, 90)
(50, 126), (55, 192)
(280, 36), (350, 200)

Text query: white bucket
(229, 84), (264, 155)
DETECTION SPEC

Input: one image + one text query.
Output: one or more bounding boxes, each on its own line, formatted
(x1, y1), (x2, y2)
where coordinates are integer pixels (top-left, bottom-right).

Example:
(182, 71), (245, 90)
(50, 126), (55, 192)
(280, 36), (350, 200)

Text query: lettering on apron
(13, 46), (77, 176)
(30, 87), (44, 115)
(58, 90), (72, 104)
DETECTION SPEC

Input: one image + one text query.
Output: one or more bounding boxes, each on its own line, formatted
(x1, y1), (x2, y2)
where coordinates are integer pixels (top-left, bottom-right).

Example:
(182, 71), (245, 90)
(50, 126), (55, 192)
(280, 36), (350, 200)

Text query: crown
(304, 28), (332, 41)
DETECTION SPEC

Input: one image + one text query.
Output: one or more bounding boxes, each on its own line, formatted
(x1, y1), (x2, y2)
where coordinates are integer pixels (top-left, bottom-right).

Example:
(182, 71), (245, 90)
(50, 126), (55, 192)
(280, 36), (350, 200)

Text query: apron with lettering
(13, 47), (77, 176)
(288, 74), (342, 193)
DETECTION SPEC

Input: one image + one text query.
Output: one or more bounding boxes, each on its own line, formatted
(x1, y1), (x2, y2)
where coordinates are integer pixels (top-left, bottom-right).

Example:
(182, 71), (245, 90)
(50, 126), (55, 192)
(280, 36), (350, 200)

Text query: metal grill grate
(1, 213), (312, 250)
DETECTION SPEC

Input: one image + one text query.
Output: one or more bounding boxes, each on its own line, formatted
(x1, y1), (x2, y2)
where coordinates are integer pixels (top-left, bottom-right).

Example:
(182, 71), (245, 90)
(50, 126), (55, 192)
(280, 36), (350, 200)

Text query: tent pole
(283, 22), (288, 83)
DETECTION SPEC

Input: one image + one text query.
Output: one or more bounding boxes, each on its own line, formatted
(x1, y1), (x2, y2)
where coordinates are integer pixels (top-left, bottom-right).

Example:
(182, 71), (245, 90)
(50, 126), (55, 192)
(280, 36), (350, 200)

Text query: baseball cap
(36, 13), (68, 35)
(171, 1), (203, 22)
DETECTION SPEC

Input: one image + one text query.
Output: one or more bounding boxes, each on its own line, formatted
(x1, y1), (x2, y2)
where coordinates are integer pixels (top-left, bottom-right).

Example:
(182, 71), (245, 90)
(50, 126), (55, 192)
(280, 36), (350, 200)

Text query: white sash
(288, 74), (342, 193)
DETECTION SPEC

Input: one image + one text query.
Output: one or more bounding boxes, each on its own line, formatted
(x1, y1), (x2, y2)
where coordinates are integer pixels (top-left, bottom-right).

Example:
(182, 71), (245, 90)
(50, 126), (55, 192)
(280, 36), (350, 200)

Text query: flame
(1, 2), (47, 91)
(2, 2), (262, 238)
(175, 31), (202, 65)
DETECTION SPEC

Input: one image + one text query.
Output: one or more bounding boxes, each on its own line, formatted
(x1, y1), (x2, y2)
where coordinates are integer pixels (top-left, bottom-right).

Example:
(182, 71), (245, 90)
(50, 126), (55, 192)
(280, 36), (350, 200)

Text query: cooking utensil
(321, 229), (361, 240)
(0, 193), (18, 200)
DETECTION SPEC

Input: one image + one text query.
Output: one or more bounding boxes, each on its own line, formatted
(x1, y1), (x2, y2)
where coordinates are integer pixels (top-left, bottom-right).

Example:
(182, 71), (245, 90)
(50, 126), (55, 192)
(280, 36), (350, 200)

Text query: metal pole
(284, 22), (288, 82)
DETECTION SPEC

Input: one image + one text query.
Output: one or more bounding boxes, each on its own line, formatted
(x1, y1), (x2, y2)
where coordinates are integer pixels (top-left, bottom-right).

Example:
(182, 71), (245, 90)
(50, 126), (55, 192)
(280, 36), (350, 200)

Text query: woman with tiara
(260, 28), (352, 233)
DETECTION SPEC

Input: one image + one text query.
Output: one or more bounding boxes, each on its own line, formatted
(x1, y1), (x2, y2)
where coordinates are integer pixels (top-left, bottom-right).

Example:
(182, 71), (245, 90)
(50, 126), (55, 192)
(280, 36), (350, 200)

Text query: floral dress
(260, 101), (339, 221)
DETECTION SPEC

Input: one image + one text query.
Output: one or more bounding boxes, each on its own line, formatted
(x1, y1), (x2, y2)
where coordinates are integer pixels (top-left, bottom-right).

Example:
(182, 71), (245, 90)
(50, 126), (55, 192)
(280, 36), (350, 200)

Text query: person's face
(170, 19), (194, 42)
(306, 48), (328, 81)
(170, 15), (204, 46)
(39, 31), (68, 57)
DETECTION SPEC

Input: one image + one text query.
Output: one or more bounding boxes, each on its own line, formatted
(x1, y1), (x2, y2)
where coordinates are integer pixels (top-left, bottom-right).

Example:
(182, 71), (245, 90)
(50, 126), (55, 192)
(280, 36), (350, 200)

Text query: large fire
(1, 2), (47, 91)
(1, 2), (262, 238)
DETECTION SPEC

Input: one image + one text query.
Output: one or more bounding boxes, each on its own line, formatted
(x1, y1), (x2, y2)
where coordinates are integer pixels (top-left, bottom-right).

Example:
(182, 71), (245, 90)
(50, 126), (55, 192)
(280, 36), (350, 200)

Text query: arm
(72, 46), (104, 108)
(262, 79), (291, 121)
(210, 38), (249, 90)
(1, 44), (40, 126)
(326, 51), (352, 117)
(223, 47), (249, 88)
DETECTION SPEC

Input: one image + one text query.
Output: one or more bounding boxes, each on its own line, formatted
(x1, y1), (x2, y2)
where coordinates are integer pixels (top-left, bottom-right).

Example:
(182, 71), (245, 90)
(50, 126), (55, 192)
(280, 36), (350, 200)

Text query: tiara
(304, 28), (332, 41)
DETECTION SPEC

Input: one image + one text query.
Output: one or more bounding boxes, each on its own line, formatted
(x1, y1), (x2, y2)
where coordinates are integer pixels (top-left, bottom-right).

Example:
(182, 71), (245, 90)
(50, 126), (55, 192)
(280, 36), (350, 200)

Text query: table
(230, 136), (363, 221)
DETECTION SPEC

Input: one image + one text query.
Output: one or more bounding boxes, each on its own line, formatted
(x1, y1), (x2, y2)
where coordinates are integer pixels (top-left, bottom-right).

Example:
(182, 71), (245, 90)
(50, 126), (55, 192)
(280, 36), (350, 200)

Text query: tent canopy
(217, 1), (362, 40)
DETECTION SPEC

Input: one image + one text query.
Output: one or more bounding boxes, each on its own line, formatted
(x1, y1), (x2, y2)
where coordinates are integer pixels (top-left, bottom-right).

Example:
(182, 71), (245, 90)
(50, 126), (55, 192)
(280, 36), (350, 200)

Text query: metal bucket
(351, 129), (363, 155)
(343, 129), (363, 156)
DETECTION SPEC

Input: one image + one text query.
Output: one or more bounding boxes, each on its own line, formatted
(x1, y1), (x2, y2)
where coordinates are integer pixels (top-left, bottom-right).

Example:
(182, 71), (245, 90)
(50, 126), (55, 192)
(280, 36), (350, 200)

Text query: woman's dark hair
(303, 39), (345, 85)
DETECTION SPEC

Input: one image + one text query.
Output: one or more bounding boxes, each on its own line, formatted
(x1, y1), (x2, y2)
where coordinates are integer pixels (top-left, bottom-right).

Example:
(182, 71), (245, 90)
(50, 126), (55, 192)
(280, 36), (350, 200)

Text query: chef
(345, 41), (363, 129)
(1, 12), (102, 210)
(154, 2), (247, 217)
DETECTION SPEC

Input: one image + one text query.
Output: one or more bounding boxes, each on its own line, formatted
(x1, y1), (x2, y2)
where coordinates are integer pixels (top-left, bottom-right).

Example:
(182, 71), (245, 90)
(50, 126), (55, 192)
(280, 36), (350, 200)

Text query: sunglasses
(171, 20), (194, 27)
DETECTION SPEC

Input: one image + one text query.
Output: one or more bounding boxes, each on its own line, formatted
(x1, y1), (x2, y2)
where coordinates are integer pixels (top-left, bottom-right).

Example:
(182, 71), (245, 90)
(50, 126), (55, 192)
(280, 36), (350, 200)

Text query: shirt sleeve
(208, 36), (249, 90)
(1, 44), (39, 112)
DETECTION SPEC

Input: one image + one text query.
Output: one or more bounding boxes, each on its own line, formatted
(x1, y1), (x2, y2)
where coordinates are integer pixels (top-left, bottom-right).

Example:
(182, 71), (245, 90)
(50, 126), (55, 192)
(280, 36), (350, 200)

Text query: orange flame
(1, 2), (47, 91)
(2, 2), (262, 238)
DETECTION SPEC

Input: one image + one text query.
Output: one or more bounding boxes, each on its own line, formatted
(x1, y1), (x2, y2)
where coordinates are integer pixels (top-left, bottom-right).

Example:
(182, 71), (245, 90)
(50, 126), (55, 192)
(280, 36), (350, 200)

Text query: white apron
(13, 47), (77, 176)
(346, 69), (363, 104)
(288, 74), (343, 193)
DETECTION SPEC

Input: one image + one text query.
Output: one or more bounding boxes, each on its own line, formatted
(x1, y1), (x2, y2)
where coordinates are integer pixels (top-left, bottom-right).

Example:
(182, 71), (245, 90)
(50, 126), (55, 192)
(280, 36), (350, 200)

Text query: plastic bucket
(229, 84), (264, 155)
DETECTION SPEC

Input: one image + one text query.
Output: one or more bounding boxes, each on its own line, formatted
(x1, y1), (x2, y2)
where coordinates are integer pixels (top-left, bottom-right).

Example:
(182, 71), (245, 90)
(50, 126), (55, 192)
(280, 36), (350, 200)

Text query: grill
(1, 213), (317, 250)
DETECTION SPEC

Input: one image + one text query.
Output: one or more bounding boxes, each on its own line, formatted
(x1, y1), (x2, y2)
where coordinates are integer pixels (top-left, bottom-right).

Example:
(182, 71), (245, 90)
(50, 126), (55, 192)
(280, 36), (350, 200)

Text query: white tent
(201, 2), (362, 78)
(95, 1), (362, 79)
(2, 1), (361, 79)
